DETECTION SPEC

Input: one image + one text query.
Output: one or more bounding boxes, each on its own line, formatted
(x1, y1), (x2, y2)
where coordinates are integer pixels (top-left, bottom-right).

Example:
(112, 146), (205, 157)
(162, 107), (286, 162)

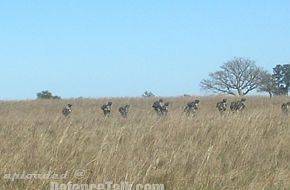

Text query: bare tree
(257, 71), (276, 98)
(201, 57), (265, 96)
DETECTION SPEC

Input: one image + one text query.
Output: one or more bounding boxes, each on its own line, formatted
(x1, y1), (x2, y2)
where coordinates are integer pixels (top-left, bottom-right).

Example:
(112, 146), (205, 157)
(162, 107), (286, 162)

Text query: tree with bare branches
(257, 71), (276, 98)
(200, 57), (265, 96)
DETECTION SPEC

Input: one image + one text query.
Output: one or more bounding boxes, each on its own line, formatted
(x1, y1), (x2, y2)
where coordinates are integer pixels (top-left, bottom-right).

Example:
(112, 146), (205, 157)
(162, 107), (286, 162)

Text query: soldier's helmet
(108, 102), (112, 106)
(287, 102), (290, 106)
(195, 99), (200, 103)
(125, 104), (130, 108)
(159, 99), (163, 103)
(68, 104), (72, 107)
(241, 98), (246, 102)
(164, 102), (170, 106)
(222, 99), (227, 102)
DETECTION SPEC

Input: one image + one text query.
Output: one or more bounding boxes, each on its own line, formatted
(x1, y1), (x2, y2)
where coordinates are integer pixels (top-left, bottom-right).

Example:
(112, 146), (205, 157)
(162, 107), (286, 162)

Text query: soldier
(152, 99), (164, 115)
(119, 105), (130, 118)
(230, 101), (238, 112)
(160, 102), (170, 116)
(152, 99), (169, 116)
(237, 98), (246, 111)
(101, 101), (112, 116)
(230, 98), (246, 112)
(62, 104), (72, 117)
(184, 100), (200, 116)
(281, 102), (290, 115)
(216, 99), (227, 114)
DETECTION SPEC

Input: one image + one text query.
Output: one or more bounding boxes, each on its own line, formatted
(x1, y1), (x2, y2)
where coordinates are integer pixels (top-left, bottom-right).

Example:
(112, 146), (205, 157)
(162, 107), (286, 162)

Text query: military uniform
(230, 99), (246, 112)
(237, 99), (246, 111)
(153, 99), (169, 116)
(161, 102), (170, 116)
(119, 105), (130, 118)
(152, 99), (163, 115)
(62, 104), (72, 117)
(216, 99), (227, 114)
(101, 102), (112, 116)
(184, 100), (199, 116)
(281, 102), (290, 115)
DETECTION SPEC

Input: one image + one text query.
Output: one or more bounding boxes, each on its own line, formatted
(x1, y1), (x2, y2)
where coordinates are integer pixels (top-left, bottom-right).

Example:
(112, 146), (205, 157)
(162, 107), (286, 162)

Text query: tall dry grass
(0, 96), (290, 190)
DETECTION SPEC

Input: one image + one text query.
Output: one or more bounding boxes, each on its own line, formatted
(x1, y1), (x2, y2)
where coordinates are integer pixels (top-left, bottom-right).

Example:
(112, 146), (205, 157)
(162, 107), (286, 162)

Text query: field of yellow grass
(0, 96), (290, 190)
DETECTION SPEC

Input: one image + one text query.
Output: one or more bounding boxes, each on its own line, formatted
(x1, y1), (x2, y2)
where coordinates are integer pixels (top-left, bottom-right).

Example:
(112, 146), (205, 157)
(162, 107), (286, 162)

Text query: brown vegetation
(0, 97), (290, 190)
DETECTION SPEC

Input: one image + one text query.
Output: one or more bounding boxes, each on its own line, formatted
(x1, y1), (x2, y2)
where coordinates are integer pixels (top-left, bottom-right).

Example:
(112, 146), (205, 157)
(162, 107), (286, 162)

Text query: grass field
(0, 96), (290, 190)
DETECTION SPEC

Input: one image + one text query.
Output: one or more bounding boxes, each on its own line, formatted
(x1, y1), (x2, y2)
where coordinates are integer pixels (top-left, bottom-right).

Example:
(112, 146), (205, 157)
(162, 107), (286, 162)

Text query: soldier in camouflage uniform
(152, 99), (164, 115)
(230, 98), (246, 112)
(152, 99), (169, 116)
(119, 105), (130, 118)
(230, 101), (237, 112)
(184, 100), (200, 116)
(281, 102), (290, 115)
(237, 98), (246, 111)
(62, 104), (72, 117)
(101, 101), (112, 116)
(216, 99), (227, 114)
(160, 102), (170, 116)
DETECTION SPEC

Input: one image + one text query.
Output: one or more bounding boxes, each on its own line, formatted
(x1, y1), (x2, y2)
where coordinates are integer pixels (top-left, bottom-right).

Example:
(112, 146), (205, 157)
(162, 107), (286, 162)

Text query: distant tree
(37, 90), (61, 99)
(272, 64), (290, 95)
(200, 57), (265, 96)
(257, 71), (276, 98)
(52, 95), (61, 99)
(142, 91), (155, 97)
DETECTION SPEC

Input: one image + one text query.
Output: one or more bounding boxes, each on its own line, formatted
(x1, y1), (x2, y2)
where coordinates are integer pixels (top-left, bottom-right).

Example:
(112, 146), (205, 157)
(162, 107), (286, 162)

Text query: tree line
(201, 57), (290, 97)
(36, 57), (290, 99)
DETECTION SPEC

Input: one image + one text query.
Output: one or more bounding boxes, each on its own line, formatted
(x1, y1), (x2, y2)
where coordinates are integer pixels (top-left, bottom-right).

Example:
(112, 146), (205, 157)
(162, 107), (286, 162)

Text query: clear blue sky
(0, 0), (289, 100)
